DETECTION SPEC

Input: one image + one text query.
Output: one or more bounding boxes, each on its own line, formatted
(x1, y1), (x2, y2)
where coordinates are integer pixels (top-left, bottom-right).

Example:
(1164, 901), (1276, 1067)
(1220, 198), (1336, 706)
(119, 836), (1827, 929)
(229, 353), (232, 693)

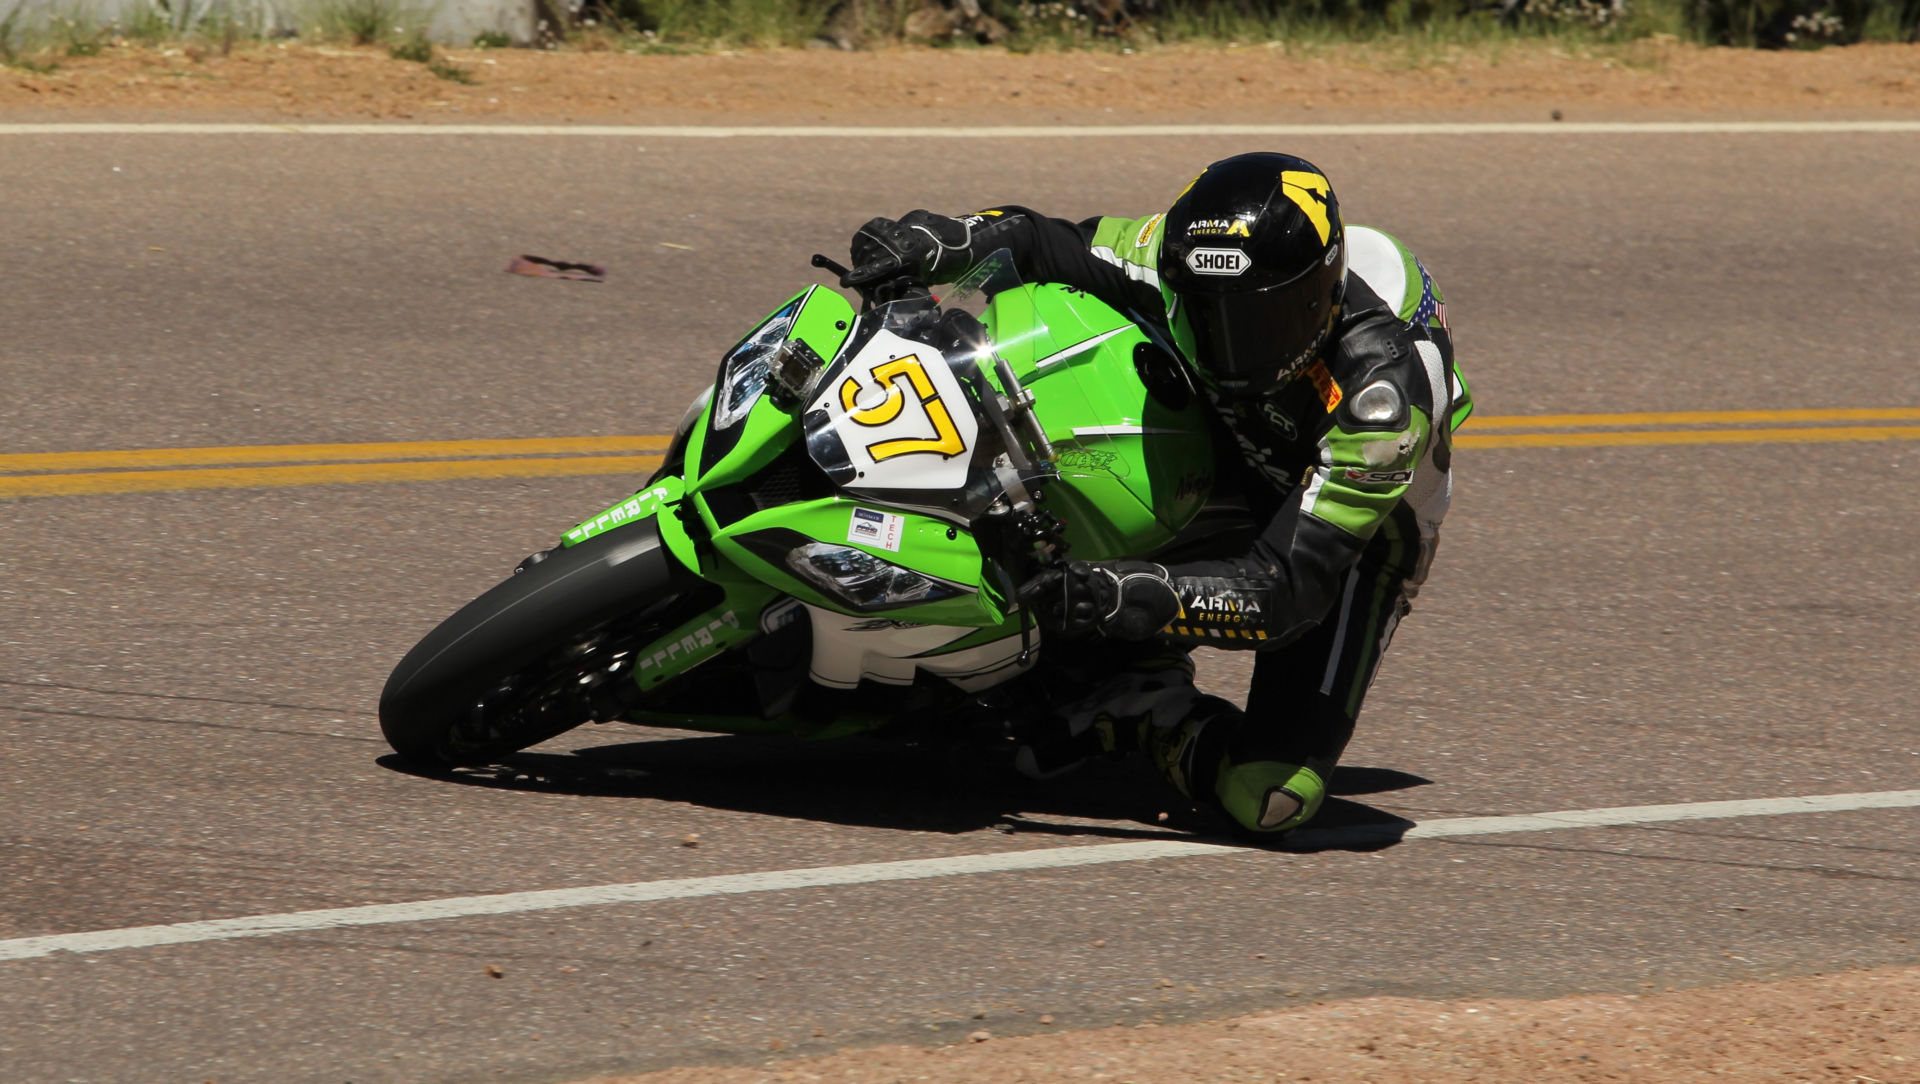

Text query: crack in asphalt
(2, 703), (385, 743)
(263, 932), (688, 970)
(1435, 836), (1920, 886)
(1625, 821), (1920, 860)
(0, 677), (370, 716)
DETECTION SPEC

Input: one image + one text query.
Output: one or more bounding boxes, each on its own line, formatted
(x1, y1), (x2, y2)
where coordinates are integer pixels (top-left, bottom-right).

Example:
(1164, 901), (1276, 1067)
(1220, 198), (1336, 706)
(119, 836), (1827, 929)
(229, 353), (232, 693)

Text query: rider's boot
(1011, 646), (1198, 780)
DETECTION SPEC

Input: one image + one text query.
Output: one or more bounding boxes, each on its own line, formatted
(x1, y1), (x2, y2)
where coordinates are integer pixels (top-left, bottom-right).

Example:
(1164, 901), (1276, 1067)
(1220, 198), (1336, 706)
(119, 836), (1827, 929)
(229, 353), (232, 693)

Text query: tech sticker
(848, 507), (905, 552)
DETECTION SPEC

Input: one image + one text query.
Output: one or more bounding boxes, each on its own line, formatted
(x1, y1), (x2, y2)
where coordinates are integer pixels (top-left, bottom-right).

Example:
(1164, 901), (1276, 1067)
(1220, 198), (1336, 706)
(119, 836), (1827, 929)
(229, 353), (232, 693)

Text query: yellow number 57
(837, 356), (967, 462)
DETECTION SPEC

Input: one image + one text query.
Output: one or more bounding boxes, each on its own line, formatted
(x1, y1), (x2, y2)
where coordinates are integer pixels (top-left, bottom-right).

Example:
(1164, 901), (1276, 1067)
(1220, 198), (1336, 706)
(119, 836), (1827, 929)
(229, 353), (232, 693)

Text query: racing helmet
(1157, 152), (1347, 397)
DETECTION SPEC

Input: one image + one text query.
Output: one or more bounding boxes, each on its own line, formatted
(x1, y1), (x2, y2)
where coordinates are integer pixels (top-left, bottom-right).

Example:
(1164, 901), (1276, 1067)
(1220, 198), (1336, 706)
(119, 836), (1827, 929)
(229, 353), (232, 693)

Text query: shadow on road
(380, 732), (1427, 852)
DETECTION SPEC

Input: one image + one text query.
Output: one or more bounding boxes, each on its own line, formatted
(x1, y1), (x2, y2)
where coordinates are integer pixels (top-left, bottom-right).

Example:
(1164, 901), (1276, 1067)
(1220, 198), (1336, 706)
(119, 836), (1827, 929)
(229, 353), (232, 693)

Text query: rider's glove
(1018, 561), (1181, 641)
(847, 210), (974, 287)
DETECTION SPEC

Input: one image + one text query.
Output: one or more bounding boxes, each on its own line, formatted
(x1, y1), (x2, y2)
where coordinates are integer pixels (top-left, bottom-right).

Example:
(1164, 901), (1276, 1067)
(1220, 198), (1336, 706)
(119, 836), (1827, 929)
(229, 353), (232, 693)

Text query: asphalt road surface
(2, 125), (1918, 1084)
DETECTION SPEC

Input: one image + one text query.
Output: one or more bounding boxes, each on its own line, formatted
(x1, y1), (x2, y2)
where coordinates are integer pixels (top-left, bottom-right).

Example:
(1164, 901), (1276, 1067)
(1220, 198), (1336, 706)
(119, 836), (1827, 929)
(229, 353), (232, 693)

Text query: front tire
(378, 518), (695, 768)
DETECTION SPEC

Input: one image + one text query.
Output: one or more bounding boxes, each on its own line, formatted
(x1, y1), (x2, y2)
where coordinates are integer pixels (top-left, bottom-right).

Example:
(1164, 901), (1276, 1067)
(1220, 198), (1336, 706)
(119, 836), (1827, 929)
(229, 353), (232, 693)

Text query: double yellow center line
(1456, 407), (1920, 449)
(2, 408), (1916, 501)
(0, 436), (667, 500)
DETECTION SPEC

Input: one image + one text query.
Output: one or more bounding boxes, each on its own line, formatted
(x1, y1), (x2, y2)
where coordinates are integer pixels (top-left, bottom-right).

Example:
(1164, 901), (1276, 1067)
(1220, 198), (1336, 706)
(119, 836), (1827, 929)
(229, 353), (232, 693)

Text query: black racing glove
(1017, 561), (1182, 641)
(847, 210), (975, 288)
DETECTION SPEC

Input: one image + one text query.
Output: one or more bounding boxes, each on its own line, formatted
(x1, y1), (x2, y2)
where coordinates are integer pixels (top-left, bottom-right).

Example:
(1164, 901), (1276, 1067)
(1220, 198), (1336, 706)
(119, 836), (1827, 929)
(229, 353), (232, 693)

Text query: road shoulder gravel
(590, 964), (1920, 1083)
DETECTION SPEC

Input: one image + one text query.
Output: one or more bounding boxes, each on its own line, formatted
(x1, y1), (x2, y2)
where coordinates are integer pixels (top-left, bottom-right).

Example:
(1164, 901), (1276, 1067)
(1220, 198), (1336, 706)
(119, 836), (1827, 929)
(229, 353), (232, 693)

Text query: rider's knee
(1211, 759), (1328, 836)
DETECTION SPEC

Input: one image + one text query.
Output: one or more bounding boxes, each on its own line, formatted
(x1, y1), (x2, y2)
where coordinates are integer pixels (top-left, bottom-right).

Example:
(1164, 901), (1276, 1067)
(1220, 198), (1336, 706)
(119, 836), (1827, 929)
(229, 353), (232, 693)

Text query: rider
(845, 152), (1470, 839)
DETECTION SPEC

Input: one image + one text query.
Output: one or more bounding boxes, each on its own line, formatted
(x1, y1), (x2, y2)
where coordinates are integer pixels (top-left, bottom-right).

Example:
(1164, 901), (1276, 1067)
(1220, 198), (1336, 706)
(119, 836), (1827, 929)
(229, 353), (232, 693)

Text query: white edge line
(3, 122), (1920, 138)
(0, 839), (1229, 962)
(3, 787), (1916, 963)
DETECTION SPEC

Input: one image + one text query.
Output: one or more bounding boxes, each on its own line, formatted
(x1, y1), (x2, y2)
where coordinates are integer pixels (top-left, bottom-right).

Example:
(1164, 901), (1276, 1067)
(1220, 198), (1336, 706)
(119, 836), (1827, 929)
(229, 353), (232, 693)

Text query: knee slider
(1212, 760), (1327, 835)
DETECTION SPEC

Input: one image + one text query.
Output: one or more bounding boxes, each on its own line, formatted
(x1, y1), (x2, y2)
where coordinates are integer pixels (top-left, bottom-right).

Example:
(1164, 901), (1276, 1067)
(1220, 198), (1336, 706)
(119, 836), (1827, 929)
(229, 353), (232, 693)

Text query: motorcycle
(378, 252), (1223, 768)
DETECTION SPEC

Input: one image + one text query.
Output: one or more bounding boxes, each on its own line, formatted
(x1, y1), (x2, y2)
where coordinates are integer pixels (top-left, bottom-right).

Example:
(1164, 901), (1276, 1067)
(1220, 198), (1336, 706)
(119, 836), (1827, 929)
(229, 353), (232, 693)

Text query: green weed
(114, 2), (175, 43)
(595, 0), (835, 47)
(60, 16), (104, 55)
(0, 6), (27, 60)
(390, 31), (432, 59)
(0, 0), (1911, 58)
(315, 0), (400, 43)
(428, 59), (475, 80)
(0, 8), (58, 69)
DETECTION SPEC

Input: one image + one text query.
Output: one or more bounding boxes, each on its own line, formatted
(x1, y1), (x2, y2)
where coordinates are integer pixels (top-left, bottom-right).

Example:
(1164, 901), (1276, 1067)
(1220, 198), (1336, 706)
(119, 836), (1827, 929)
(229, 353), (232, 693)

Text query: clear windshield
(934, 249), (1058, 373)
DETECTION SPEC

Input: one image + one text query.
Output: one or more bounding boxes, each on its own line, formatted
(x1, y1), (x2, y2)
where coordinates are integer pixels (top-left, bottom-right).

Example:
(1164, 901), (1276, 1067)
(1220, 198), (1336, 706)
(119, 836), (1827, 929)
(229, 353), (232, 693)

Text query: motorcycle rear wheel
(378, 518), (699, 768)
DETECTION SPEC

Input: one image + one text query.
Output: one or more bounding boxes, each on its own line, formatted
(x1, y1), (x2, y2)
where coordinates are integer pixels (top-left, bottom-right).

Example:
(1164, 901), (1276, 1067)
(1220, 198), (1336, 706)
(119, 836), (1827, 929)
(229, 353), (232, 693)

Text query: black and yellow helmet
(1158, 152), (1347, 397)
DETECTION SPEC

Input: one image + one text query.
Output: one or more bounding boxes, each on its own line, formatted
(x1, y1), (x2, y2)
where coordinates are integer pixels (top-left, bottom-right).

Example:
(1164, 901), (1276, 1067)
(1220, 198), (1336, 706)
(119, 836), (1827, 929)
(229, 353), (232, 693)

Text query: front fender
(563, 475), (702, 575)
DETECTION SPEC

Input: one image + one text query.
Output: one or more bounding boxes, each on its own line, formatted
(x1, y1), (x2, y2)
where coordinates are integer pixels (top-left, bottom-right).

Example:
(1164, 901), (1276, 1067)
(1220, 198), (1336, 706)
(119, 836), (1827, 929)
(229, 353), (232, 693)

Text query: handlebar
(811, 253), (926, 311)
(809, 252), (852, 279)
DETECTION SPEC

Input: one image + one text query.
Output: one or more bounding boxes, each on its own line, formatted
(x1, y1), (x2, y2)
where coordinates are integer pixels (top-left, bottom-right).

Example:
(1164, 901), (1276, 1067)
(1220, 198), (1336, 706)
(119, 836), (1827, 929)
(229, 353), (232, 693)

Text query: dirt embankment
(4, 40), (1919, 123)
(591, 965), (1920, 1083)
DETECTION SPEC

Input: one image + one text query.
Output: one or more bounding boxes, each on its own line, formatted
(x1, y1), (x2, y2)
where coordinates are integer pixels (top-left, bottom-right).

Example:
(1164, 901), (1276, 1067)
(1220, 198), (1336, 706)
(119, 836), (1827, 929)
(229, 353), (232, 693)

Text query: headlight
(785, 542), (963, 612)
(714, 312), (795, 431)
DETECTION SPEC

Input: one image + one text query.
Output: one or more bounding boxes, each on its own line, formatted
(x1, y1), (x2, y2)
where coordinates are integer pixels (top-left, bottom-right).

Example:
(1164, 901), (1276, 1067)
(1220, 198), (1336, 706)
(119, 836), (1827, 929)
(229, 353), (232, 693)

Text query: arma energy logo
(1185, 248), (1249, 276)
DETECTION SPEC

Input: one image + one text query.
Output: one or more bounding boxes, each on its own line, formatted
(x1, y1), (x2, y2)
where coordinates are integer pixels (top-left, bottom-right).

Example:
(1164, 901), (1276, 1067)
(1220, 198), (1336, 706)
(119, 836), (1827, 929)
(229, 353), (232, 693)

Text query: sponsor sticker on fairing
(847, 507), (906, 552)
(1184, 248), (1249, 276)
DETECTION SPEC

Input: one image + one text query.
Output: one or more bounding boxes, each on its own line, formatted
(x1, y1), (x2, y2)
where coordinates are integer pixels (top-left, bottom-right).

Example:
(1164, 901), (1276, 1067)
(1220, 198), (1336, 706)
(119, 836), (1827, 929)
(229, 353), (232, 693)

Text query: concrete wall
(0, 0), (538, 44)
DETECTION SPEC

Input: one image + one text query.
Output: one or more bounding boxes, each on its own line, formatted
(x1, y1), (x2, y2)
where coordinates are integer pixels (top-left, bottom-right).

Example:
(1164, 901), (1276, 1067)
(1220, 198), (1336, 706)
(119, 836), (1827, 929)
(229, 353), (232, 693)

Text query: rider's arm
(958, 207), (1166, 317)
(853, 207), (1164, 318)
(1157, 317), (1445, 651)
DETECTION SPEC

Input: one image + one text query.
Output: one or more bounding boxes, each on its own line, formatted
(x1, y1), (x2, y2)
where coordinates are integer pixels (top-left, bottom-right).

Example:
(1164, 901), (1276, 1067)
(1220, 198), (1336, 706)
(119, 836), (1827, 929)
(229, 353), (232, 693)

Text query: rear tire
(378, 519), (696, 768)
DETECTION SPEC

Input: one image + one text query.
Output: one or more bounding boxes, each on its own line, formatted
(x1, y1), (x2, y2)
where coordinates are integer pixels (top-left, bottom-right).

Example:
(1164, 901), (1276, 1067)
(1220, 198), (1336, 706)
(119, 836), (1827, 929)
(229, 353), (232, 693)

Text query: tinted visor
(1183, 258), (1343, 396)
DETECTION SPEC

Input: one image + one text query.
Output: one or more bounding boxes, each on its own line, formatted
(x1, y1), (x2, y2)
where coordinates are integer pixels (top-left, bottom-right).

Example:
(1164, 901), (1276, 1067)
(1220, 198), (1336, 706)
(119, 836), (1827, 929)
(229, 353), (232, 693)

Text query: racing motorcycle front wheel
(377, 518), (704, 769)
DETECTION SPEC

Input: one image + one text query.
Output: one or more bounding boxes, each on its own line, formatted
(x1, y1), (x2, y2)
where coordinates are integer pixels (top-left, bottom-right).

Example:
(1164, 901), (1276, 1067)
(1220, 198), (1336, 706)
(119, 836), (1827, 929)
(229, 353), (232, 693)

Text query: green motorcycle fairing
(555, 269), (1216, 735)
(976, 282), (1213, 558)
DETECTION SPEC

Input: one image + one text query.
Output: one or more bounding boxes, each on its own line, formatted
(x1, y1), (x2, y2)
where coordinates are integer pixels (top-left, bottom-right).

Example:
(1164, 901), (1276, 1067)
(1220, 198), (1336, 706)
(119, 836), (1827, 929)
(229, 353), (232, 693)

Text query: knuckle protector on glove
(1057, 562), (1117, 639)
(850, 217), (921, 269)
(1017, 562), (1109, 639)
(898, 210), (974, 280)
(899, 209), (969, 247)
(1102, 561), (1181, 640)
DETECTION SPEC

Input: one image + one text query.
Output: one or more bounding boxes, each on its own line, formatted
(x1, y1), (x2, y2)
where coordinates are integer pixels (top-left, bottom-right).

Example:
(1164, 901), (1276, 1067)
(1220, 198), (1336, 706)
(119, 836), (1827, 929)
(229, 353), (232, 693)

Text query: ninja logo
(1185, 248), (1249, 276)
(1174, 471), (1212, 501)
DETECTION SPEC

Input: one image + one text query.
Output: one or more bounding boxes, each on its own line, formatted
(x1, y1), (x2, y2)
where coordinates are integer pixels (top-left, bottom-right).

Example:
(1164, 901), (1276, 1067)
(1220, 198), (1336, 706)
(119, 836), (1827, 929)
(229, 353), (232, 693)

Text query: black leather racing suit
(894, 205), (1470, 834)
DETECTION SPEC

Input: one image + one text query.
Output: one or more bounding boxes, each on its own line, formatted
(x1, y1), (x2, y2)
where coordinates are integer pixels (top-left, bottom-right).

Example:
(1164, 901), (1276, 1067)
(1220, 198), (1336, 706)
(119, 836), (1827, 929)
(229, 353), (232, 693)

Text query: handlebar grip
(841, 255), (908, 289)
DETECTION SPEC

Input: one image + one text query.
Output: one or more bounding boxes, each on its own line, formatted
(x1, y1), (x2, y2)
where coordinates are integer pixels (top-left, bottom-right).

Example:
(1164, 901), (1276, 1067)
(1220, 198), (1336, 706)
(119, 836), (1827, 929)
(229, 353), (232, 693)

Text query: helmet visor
(1179, 260), (1343, 396)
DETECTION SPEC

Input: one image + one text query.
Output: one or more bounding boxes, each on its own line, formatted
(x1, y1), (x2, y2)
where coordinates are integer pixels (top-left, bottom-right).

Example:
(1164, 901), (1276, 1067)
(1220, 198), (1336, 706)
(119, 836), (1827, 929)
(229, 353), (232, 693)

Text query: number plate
(806, 329), (979, 491)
